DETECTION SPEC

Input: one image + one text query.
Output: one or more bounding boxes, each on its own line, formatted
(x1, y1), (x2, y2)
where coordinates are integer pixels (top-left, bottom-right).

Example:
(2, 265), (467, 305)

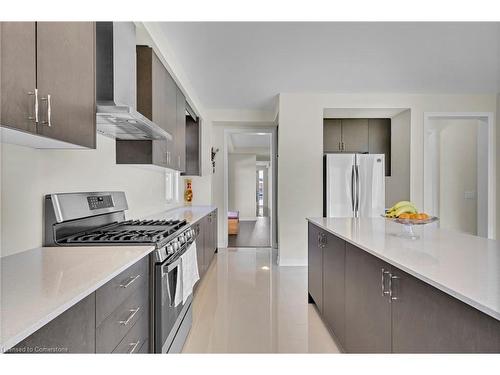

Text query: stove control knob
(179, 235), (186, 244)
(190, 229), (196, 237)
(166, 245), (174, 254)
(185, 231), (192, 240)
(171, 240), (180, 251)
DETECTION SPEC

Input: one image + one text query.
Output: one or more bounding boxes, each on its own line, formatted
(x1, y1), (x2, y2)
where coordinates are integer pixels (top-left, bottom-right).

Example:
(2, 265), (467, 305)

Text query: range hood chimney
(96, 22), (172, 140)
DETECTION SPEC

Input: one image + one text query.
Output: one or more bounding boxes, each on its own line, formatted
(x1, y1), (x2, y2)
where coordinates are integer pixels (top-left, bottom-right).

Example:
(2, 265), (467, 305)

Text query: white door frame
(223, 127), (278, 248)
(423, 112), (496, 239)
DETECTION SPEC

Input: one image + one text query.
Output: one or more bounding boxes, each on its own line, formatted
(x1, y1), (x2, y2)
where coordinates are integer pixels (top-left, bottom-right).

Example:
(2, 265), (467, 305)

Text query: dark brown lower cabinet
(194, 209), (218, 285)
(307, 222), (500, 353)
(307, 223), (323, 312)
(345, 242), (392, 353)
(10, 293), (96, 353)
(322, 232), (346, 346)
(8, 256), (149, 354)
(391, 268), (500, 353)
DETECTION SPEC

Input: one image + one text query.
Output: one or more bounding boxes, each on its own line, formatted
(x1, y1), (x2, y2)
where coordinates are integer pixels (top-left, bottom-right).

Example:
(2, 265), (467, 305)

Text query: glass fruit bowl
(382, 215), (439, 240)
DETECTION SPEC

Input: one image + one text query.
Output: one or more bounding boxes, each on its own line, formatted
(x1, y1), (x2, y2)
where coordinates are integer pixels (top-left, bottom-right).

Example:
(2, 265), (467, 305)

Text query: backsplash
(0, 134), (182, 257)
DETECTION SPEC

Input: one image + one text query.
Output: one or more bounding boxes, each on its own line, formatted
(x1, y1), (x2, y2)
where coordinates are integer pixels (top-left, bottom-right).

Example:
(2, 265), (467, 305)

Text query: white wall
(438, 120), (479, 235)
(1, 134), (183, 257)
(228, 154), (257, 219)
(386, 109), (411, 207)
(278, 93), (497, 266)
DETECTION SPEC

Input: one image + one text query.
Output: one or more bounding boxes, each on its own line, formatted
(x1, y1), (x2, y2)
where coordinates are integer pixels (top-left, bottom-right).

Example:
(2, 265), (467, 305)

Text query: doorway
(224, 129), (277, 248)
(423, 112), (496, 238)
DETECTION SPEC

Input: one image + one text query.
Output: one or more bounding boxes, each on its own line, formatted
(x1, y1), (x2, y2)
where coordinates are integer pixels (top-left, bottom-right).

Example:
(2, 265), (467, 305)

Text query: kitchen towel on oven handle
(180, 240), (200, 304)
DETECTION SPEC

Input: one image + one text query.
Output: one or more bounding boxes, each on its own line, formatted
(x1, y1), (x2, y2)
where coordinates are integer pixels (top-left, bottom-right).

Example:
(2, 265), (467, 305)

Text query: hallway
(182, 248), (340, 353)
(227, 217), (271, 247)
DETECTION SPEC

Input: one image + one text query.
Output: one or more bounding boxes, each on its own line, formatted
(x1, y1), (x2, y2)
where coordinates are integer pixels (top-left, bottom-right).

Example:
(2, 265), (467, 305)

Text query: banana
(392, 205), (417, 217)
(385, 201), (418, 218)
(390, 201), (415, 211)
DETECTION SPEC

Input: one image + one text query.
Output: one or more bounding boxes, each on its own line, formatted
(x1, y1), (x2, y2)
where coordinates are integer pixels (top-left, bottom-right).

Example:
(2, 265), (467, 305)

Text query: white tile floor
(182, 247), (340, 353)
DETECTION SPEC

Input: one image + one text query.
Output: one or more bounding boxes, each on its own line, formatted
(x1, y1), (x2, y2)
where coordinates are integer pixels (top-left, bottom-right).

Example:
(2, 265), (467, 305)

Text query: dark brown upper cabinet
(117, 45), (186, 171)
(0, 22), (96, 149)
(323, 118), (391, 176)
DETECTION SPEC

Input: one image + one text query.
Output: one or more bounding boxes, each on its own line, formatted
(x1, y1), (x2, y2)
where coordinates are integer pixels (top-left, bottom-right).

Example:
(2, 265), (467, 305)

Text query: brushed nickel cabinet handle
(119, 307), (140, 326)
(41, 94), (52, 127)
(128, 340), (141, 354)
(389, 274), (400, 301)
(27, 89), (39, 124)
(120, 274), (141, 288)
(381, 268), (390, 296)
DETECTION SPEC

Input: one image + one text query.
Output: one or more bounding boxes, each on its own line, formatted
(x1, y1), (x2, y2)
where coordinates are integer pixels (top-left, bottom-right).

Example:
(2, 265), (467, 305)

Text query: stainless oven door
(155, 255), (185, 353)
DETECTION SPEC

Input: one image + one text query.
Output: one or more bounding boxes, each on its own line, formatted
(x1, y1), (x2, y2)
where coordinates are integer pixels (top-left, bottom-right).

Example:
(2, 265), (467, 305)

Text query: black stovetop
(60, 219), (187, 244)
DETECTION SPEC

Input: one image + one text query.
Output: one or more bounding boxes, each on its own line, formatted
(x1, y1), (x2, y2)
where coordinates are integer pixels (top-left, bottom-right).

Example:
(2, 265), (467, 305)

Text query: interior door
(0, 22), (37, 133)
(325, 154), (355, 217)
(345, 242), (392, 353)
(36, 22), (96, 148)
(356, 154), (385, 217)
(341, 119), (369, 153)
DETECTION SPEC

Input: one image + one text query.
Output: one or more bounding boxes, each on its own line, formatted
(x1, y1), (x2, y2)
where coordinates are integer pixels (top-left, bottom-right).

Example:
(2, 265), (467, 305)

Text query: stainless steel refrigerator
(325, 153), (385, 217)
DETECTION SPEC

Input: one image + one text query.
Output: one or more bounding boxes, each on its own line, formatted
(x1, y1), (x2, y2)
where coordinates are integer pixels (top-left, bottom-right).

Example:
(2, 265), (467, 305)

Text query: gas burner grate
(121, 219), (184, 226)
(60, 219), (188, 244)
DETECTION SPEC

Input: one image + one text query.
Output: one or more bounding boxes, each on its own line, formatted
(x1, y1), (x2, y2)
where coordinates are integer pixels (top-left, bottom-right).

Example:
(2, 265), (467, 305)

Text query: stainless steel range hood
(96, 22), (172, 140)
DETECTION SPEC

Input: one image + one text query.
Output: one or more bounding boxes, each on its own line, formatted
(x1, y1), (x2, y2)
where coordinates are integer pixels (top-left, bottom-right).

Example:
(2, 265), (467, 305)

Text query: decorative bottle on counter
(184, 178), (193, 205)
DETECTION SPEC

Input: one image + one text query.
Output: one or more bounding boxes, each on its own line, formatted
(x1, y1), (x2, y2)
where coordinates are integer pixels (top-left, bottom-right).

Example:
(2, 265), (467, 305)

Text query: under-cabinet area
(307, 221), (500, 353)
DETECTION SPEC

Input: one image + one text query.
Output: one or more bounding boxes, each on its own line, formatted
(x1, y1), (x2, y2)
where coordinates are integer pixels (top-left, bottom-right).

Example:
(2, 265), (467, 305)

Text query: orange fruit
(410, 213), (419, 220)
(398, 213), (411, 219)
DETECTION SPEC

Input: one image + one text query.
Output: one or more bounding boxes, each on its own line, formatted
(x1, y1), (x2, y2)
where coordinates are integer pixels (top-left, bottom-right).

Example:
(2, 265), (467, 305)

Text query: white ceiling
(154, 22), (500, 111)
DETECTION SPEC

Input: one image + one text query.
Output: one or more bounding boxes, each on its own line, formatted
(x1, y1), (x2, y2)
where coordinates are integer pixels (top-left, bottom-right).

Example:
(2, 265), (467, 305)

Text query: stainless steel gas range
(44, 191), (196, 353)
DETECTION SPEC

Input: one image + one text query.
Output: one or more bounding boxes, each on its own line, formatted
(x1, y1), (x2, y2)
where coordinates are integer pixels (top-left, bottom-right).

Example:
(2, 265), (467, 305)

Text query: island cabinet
(391, 268), (500, 353)
(1, 22), (96, 148)
(322, 230), (346, 346)
(307, 222), (500, 353)
(344, 243), (391, 353)
(9, 256), (150, 354)
(307, 223), (323, 312)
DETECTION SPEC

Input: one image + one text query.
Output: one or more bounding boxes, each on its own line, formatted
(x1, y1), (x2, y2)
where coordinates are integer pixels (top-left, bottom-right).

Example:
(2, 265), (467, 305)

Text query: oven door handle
(162, 256), (182, 276)
(162, 257), (183, 308)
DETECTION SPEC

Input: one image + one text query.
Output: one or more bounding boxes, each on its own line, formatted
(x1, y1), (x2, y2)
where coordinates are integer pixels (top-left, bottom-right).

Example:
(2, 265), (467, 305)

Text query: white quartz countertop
(0, 245), (155, 352)
(144, 205), (216, 225)
(307, 217), (500, 321)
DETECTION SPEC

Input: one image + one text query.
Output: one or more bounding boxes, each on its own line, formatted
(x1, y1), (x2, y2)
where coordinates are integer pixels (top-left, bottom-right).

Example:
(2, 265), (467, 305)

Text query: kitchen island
(307, 217), (500, 353)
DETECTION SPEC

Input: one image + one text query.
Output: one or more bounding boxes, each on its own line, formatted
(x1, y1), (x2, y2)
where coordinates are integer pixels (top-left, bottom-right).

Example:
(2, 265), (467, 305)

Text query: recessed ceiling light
(261, 266), (270, 270)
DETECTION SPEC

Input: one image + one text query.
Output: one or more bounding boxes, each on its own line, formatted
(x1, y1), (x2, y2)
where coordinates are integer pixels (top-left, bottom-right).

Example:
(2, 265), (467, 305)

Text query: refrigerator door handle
(355, 164), (360, 217)
(350, 164), (355, 214)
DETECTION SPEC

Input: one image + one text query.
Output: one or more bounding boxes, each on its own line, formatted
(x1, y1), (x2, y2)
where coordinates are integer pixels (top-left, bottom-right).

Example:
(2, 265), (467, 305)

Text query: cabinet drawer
(96, 256), (148, 326)
(96, 283), (148, 353)
(112, 311), (149, 354)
